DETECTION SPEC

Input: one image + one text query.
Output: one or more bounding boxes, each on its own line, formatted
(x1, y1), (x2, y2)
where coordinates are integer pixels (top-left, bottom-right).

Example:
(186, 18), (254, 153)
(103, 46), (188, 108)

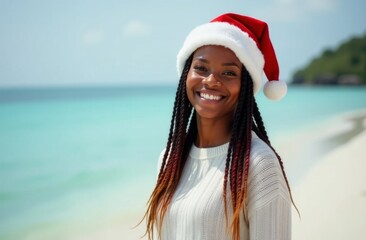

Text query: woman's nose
(202, 73), (221, 87)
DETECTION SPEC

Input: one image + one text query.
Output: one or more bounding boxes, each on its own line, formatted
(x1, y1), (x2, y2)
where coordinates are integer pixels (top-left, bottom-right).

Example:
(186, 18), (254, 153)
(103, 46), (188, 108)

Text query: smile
(199, 92), (223, 101)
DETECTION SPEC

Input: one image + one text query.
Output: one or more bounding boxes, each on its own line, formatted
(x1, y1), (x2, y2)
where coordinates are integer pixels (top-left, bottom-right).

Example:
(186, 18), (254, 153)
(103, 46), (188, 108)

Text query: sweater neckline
(189, 131), (259, 160)
(190, 142), (230, 160)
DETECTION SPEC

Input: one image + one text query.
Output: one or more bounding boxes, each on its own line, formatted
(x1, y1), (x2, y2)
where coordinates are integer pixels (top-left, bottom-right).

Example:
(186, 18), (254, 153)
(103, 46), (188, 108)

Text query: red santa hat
(177, 13), (287, 100)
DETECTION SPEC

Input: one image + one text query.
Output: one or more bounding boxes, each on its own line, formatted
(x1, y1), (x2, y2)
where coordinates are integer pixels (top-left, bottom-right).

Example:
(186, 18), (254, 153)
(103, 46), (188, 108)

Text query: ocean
(0, 85), (366, 239)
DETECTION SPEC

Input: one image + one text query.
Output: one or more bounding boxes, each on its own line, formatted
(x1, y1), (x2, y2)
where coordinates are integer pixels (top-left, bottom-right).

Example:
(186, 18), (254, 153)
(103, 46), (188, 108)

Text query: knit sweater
(157, 132), (291, 240)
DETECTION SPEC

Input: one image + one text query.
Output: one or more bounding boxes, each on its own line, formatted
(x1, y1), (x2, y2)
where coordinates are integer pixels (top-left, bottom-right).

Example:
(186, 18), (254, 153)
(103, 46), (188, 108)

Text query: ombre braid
(143, 55), (195, 239)
(223, 69), (253, 239)
(143, 58), (296, 240)
(252, 99), (300, 217)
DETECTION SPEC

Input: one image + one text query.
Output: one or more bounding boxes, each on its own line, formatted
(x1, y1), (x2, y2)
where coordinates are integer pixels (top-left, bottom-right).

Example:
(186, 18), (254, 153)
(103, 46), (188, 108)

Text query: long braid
(157, 64), (188, 188)
(237, 72), (253, 218)
(144, 55), (194, 239)
(223, 69), (254, 240)
(158, 72), (187, 206)
(252, 99), (300, 216)
(156, 76), (182, 185)
(223, 70), (247, 227)
(158, 56), (194, 229)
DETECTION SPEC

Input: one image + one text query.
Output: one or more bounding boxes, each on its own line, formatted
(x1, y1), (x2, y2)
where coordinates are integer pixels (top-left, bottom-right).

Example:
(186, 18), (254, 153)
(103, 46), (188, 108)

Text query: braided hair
(143, 55), (297, 240)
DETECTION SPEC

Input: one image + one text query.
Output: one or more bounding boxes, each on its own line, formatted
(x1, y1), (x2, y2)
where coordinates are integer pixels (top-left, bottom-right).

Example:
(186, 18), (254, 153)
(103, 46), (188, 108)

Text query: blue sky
(0, 0), (365, 88)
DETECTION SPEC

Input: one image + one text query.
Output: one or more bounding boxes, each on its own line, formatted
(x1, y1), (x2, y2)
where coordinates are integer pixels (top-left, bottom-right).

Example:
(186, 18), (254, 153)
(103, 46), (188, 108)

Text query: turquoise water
(0, 85), (366, 239)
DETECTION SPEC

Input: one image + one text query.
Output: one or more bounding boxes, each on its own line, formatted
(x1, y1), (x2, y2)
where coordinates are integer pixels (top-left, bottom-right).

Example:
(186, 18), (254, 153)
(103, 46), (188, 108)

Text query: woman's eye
(223, 71), (237, 76)
(193, 65), (207, 72)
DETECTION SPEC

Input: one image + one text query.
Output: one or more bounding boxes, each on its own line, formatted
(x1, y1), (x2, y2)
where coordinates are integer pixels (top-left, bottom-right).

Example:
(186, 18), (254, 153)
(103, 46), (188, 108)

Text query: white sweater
(157, 132), (291, 240)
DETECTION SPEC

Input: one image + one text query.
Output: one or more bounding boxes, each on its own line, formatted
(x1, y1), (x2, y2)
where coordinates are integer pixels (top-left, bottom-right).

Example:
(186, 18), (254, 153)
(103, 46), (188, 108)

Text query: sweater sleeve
(246, 143), (292, 240)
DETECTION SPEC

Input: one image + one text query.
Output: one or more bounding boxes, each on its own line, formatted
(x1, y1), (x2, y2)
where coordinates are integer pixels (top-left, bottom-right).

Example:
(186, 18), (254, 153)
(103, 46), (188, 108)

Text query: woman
(143, 13), (297, 240)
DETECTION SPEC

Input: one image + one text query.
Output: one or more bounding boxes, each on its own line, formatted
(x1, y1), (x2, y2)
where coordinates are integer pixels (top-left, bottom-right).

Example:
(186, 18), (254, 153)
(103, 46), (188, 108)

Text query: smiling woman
(142, 13), (296, 240)
(186, 46), (242, 134)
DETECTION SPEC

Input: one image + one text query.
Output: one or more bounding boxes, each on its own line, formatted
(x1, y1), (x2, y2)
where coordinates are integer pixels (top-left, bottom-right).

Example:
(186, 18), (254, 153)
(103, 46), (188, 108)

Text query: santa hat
(177, 13), (287, 100)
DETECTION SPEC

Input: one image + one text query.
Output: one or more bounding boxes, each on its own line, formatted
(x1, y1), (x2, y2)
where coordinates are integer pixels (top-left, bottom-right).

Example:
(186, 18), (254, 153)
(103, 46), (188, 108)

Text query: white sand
(291, 115), (366, 239)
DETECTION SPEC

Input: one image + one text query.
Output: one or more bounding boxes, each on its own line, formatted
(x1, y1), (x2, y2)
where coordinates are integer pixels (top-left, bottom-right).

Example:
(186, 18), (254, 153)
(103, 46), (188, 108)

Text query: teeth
(200, 93), (222, 101)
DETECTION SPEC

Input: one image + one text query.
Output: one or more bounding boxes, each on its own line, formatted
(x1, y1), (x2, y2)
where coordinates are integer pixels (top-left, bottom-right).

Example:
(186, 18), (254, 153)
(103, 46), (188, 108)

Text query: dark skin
(186, 45), (243, 148)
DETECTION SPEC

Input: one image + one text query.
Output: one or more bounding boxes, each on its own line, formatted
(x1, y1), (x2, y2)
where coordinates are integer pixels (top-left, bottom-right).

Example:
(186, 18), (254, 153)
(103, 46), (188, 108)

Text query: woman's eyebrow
(193, 58), (240, 68)
(193, 57), (209, 63)
(222, 62), (240, 68)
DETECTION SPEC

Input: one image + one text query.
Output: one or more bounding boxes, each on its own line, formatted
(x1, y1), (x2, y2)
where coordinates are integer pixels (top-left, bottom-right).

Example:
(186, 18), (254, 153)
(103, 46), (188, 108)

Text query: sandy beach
(284, 109), (366, 240)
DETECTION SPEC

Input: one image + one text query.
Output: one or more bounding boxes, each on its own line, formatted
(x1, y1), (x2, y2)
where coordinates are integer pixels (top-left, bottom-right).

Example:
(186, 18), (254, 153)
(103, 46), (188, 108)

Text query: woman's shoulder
(247, 132), (290, 205)
(249, 132), (284, 178)
(250, 132), (278, 164)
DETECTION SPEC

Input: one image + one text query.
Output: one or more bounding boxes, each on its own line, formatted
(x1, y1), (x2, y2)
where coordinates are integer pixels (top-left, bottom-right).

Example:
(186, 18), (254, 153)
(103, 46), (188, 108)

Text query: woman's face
(186, 45), (242, 121)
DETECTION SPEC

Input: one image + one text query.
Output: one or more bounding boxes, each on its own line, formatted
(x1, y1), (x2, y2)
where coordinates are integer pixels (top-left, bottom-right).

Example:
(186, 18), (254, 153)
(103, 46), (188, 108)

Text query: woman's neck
(195, 115), (232, 148)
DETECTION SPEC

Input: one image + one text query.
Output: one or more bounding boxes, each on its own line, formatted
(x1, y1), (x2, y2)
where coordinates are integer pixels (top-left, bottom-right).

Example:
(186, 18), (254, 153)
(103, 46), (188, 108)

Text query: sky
(0, 0), (365, 88)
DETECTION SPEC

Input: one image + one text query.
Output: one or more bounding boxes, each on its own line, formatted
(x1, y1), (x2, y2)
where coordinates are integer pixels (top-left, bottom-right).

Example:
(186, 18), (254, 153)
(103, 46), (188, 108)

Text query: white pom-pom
(263, 80), (287, 100)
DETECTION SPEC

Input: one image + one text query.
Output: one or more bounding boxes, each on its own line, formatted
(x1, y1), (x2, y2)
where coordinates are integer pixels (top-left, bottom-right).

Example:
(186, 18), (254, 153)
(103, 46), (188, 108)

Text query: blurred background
(0, 0), (365, 239)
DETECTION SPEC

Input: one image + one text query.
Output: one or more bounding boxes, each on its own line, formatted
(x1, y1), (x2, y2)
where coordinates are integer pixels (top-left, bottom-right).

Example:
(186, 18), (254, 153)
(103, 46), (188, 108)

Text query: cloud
(122, 20), (152, 37)
(82, 29), (104, 46)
